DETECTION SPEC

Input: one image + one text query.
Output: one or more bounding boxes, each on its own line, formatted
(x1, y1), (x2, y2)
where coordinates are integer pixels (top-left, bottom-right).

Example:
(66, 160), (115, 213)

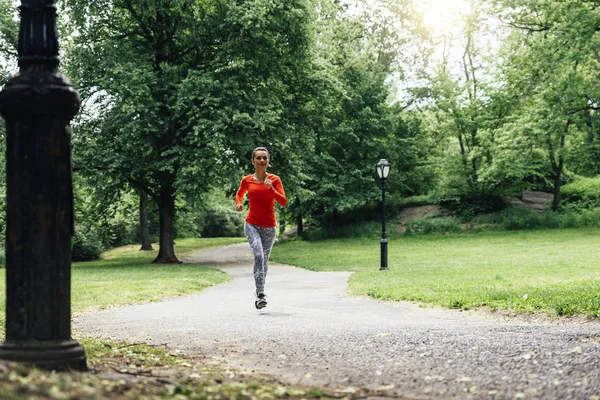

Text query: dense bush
(175, 191), (244, 238)
(73, 182), (153, 251)
(470, 207), (600, 231)
(311, 202), (382, 229)
(302, 220), (385, 240)
(72, 228), (104, 261)
(440, 192), (507, 218)
(390, 194), (439, 209)
(561, 176), (600, 209)
(404, 216), (462, 235)
(200, 208), (244, 237)
(394, 207), (600, 238)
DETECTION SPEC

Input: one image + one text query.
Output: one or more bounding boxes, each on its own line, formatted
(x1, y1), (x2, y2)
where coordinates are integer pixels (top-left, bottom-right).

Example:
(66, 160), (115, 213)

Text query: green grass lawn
(0, 237), (246, 330)
(271, 228), (600, 318)
(71, 237), (245, 312)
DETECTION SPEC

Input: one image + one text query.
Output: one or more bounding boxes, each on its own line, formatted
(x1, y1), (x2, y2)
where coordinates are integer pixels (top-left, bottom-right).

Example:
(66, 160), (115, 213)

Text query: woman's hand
(235, 203), (243, 212)
(264, 178), (273, 190)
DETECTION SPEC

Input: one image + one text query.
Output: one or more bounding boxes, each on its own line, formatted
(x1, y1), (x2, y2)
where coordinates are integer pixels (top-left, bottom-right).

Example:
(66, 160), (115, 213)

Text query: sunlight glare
(419, 0), (471, 35)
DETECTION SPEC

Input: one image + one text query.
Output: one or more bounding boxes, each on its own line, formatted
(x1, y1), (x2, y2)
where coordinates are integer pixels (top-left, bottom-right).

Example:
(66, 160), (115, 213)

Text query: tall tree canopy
(64, 0), (316, 262)
(492, 0), (600, 209)
(286, 0), (424, 227)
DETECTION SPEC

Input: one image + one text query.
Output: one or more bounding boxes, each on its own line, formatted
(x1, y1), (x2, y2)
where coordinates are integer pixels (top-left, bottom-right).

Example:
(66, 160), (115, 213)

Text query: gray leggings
(244, 223), (277, 295)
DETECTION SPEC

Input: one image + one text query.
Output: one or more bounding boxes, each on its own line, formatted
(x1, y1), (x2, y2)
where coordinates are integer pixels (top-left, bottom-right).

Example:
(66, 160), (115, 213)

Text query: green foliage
(0, 1), (13, 269)
(498, 209), (554, 230)
(200, 208), (244, 238)
(72, 228), (104, 261)
(441, 192), (507, 218)
(401, 208), (600, 235)
(301, 220), (386, 241)
(0, 0), (18, 62)
(175, 189), (244, 238)
(63, 0), (317, 261)
(419, 4), (505, 199)
(561, 176), (600, 209)
(392, 194), (438, 209)
(404, 216), (461, 235)
(470, 207), (600, 231)
(286, 1), (426, 228)
(490, 0), (600, 209)
(73, 176), (150, 251)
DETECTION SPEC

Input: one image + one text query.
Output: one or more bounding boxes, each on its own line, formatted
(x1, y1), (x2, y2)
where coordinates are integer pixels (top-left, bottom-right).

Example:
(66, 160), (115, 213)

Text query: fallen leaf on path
(424, 375), (445, 382)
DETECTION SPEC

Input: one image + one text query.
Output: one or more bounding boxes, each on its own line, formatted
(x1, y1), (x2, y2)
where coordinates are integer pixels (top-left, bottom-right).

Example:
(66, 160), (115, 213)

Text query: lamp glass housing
(376, 159), (390, 179)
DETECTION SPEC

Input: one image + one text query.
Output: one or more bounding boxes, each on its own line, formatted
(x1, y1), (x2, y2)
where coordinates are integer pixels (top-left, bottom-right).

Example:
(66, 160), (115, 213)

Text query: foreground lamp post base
(0, 340), (86, 371)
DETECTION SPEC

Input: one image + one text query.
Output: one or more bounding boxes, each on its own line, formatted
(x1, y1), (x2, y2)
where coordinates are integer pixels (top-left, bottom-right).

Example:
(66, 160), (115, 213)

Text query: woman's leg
(259, 227), (277, 292)
(244, 223), (276, 295)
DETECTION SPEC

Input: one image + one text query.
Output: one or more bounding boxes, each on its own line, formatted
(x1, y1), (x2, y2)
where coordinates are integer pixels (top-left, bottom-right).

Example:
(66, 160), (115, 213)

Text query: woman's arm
(235, 177), (248, 211)
(271, 176), (287, 207)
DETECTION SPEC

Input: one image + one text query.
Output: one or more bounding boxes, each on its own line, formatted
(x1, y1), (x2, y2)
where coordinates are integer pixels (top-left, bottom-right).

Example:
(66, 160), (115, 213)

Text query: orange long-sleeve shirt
(235, 174), (287, 228)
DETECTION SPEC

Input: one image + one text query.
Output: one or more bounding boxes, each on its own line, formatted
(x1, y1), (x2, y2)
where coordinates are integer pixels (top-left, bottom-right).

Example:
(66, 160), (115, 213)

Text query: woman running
(235, 147), (287, 309)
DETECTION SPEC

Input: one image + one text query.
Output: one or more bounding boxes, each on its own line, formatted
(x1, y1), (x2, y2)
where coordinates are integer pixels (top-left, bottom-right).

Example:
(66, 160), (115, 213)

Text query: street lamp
(376, 159), (390, 271)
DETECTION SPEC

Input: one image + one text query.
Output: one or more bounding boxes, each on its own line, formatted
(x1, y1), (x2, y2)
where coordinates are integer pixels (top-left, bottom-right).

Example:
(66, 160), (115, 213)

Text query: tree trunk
(458, 133), (474, 190)
(552, 171), (561, 211)
(139, 190), (153, 251)
(297, 213), (303, 238)
(295, 198), (303, 238)
(548, 121), (569, 211)
(152, 183), (180, 264)
(278, 207), (286, 236)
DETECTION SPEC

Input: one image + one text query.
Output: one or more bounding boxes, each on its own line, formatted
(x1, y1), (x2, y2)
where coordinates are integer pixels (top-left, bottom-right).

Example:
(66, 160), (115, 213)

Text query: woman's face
(252, 150), (270, 169)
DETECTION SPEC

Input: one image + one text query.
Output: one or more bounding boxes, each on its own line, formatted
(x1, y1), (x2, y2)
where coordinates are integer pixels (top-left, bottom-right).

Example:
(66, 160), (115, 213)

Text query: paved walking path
(74, 243), (600, 399)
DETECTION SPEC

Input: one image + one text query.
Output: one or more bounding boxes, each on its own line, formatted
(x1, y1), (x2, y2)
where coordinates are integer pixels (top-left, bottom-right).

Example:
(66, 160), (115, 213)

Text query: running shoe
(255, 292), (268, 309)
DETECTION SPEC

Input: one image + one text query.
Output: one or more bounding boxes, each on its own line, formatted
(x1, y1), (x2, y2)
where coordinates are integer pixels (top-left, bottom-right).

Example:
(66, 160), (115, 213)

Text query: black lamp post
(0, 0), (86, 370)
(376, 159), (390, 271)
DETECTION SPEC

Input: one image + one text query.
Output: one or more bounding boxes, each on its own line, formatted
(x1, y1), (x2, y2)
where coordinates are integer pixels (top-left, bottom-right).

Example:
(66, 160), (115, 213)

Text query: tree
(286, 0), (424, 229)
(419, 0), (511, 204)
(493, 0), (600, 209)
(63, 0), (315, 262)
(138, 190), (153, 250)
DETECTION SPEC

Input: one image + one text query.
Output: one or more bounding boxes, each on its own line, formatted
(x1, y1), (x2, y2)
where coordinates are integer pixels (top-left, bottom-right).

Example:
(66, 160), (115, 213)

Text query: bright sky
(418, 0), (471, 37)
(415, 0), (503, 81)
